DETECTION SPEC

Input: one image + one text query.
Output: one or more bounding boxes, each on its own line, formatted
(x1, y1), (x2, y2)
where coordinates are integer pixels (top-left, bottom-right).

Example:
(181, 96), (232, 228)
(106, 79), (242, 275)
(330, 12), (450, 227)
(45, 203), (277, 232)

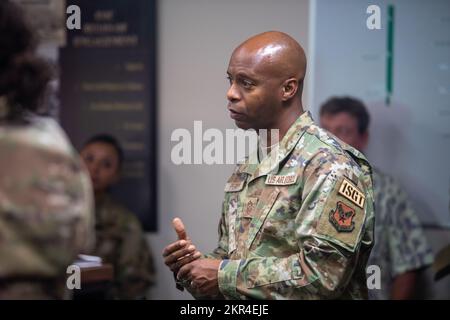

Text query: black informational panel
(60, 0), (157, 231)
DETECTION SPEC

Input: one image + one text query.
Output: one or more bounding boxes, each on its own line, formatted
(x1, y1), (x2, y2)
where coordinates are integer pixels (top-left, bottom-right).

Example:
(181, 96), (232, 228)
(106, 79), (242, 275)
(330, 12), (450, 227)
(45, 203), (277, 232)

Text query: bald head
(232, 31), (307, 92)
(226, 31), (306, 132)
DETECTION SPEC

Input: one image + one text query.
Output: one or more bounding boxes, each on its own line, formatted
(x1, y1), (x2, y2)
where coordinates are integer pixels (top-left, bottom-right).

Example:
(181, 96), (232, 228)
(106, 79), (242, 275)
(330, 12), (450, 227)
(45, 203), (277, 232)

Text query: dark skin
(163, 218), (201, 274)
(80, 142), (120, 198)
(226, 31), (306, 144)
(163, 31), (308, 297)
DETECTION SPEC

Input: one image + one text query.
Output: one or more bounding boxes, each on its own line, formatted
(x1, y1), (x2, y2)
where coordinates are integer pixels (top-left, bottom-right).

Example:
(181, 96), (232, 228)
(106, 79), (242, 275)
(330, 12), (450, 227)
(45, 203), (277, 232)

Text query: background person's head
(226, 31), (307, 132)
(80, 134), (124, 196)
(0, 0), (52, 121)
(319, 96), (370, 152)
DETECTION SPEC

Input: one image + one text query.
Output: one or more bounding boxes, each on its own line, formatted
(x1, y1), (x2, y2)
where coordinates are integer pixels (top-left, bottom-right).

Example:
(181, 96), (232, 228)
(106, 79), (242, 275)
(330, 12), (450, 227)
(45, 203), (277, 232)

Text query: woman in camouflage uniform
(80, 134), (155, 299)
(0, 0), (94, 299)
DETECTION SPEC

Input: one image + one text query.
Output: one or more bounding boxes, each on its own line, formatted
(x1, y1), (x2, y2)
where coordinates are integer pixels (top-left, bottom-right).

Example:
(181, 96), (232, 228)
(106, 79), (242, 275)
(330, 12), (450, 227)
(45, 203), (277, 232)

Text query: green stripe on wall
(386, 5), (395, 105)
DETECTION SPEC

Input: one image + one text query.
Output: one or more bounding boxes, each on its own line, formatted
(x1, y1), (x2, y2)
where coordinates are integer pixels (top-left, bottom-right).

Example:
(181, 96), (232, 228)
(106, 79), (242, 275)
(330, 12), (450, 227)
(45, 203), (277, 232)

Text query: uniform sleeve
(218, 153), (373, 299)
(115, 215), (155, 299)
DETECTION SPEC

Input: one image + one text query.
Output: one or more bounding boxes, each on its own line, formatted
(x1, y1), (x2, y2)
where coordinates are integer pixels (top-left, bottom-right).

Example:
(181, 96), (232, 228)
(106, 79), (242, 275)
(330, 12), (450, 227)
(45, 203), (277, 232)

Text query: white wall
(148, 0), (310, 299)
(309, 0), (450, 299)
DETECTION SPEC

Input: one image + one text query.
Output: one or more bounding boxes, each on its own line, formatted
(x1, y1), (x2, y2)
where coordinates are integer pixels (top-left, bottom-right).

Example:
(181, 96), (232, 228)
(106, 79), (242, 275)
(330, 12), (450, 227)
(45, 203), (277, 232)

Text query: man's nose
(88, 162), (99, 175)
(227, 83), (240, 103)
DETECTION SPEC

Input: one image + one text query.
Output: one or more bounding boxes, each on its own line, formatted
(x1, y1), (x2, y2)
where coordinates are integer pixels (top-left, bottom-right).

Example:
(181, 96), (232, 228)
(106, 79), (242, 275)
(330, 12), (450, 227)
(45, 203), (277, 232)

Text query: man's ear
(281, 78), (299, 101)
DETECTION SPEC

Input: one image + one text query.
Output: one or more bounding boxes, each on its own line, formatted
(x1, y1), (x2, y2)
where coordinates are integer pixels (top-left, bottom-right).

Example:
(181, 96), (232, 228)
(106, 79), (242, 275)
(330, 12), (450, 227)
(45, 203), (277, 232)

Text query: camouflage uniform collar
(278, 110), (315, 156)
(239, 111), (313, 181)
(336, 139), (372, 176)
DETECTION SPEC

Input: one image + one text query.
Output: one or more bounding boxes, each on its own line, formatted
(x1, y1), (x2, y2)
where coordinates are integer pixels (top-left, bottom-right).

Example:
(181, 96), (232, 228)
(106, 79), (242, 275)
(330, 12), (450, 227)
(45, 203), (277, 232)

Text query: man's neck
(264, 105), (303, 146)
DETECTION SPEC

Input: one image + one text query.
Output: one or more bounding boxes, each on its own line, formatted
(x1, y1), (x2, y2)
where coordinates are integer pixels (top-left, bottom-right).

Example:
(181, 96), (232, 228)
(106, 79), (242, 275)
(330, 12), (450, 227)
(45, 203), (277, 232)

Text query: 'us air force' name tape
(265, 174), (297, 186)
(338, 178), (365, 209)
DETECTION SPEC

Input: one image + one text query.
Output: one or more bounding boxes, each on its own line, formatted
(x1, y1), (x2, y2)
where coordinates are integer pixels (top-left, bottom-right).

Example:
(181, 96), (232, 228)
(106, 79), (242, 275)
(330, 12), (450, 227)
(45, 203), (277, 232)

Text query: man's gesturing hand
(162, 218), (201, 273)
(177, 259), (222, 297)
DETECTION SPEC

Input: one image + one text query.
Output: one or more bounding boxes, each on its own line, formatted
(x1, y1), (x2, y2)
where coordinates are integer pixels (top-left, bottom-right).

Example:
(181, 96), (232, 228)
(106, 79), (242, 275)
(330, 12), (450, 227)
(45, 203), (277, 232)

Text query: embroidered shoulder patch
(338, 177), (365, 208)
(316, 176), (367, 252)
(329, 201), (356, 232)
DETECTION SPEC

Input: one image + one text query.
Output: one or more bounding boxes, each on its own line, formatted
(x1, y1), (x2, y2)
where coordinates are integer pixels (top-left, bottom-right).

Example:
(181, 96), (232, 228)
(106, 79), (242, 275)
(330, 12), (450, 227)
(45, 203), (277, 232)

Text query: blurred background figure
(319, 96), (434, 300)
(0, 0), (94, 299)
(80, 134), (155, 299)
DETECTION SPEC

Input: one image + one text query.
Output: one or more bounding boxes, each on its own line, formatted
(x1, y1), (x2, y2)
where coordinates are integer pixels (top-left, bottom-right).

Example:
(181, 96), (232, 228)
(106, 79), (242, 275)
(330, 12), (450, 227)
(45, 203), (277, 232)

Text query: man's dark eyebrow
(234, 71), (256, 81)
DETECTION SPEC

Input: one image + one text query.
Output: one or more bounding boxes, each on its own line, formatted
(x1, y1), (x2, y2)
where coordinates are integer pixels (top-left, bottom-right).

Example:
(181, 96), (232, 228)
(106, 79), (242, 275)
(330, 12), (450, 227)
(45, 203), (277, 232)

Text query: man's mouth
(228, 108), (245, 120)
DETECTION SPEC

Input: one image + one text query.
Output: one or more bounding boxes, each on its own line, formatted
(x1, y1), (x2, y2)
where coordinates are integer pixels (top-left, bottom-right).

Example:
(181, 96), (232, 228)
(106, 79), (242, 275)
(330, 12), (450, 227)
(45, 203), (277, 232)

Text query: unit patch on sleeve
(316, 176), (367, 252)
(338, 177), (365, 209)
(329, 201), (356, 232)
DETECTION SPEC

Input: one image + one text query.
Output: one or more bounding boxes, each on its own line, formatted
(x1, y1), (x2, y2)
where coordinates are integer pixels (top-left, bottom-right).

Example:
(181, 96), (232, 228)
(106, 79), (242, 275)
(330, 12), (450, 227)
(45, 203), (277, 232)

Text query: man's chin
(233, 119), (253, 130)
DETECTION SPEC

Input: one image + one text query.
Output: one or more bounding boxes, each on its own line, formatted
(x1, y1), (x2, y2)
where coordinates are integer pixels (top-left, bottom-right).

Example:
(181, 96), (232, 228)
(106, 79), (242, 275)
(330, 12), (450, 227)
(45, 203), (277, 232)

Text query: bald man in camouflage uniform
(207, 112), (374, 299)
(163, 31), (375, 299)
(0, 110), (94, 299)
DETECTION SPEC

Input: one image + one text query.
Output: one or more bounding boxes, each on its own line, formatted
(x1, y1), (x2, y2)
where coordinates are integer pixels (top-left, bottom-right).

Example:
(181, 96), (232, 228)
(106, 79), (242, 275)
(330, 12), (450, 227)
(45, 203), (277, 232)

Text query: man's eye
(102, 160), (112, 169)
(226, 75), (233, 85)
(84, 155), (93, 163)
(241, 79), (253, 88)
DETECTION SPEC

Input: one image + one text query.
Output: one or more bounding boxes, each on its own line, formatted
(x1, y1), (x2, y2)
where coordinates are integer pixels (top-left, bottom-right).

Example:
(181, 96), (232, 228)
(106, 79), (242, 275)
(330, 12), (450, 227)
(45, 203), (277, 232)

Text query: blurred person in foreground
(320, 96), (434, 300)
(0, 0), (94, 299)
(80, 134), (155, 299)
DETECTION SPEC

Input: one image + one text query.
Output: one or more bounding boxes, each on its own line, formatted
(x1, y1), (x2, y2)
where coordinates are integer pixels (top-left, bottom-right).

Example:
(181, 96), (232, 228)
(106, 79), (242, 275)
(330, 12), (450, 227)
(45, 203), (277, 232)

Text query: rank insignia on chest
(243, 197), (258, 217)
(329, 201), (356, 232)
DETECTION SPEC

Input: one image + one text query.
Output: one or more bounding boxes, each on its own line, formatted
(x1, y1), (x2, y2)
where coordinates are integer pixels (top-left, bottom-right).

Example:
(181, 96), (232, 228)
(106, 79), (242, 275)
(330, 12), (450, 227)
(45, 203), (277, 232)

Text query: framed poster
(60, 0), (157, 231)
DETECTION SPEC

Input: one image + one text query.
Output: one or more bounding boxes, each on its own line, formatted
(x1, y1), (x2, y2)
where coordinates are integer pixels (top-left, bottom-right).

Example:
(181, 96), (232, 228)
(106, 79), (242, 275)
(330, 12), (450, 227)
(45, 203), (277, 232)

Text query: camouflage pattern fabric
(368, 168), (434, 300)
(0, 113), (94, 299)
(206, 111), (375, 299)
(93, 194), (155, 299)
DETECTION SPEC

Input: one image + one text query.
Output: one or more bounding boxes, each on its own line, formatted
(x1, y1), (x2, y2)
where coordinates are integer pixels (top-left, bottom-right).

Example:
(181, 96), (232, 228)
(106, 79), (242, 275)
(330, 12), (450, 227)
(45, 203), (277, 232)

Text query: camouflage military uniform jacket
(0, 113), (94, 299)
(209, 112), (375, 299)
(94, 194), (155, 299)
